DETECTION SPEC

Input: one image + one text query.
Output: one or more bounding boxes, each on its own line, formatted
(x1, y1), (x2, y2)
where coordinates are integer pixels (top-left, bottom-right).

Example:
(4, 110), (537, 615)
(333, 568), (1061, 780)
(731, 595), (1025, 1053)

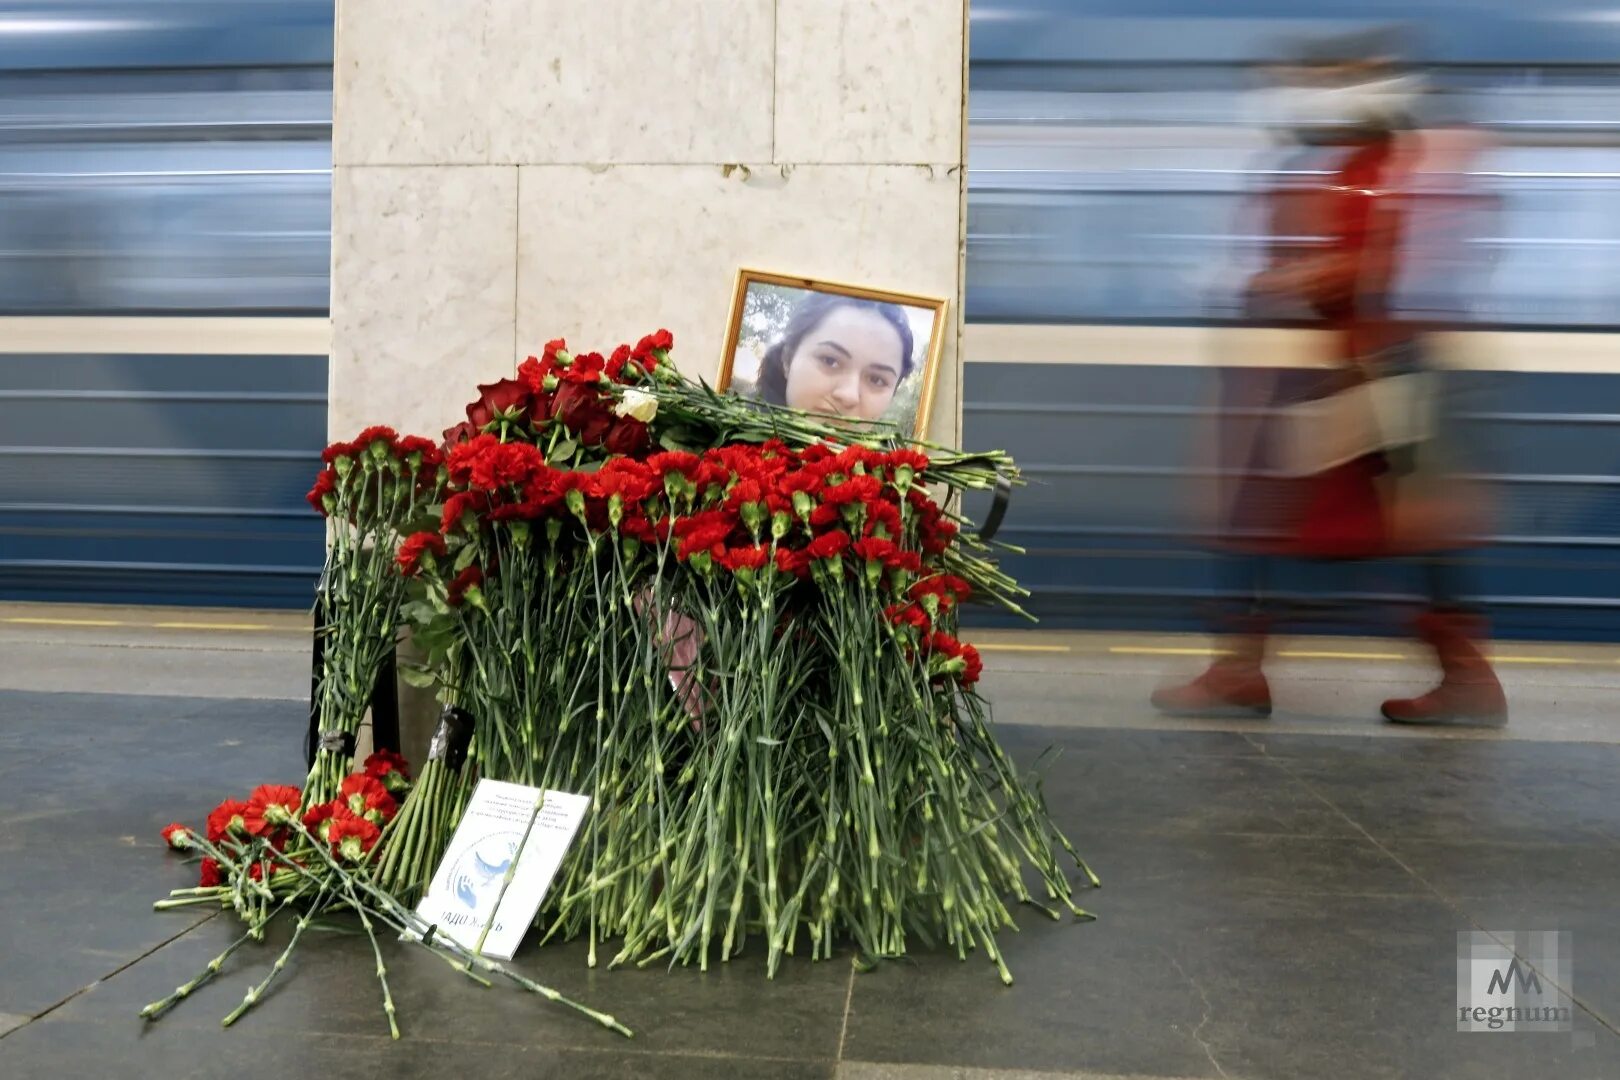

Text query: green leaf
(452, 543), (478, 572)
(398, 663), (438, 689)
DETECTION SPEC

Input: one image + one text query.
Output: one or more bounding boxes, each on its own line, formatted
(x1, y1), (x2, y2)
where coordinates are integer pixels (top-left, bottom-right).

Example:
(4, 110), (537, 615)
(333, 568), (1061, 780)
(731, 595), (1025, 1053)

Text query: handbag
(1276, 342), (1438, 477)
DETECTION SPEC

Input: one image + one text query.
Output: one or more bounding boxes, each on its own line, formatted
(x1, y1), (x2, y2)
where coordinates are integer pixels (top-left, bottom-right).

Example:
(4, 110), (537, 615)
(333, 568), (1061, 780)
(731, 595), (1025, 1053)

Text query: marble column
(330, 0), (968, 445)
(329, 1), (969, 763)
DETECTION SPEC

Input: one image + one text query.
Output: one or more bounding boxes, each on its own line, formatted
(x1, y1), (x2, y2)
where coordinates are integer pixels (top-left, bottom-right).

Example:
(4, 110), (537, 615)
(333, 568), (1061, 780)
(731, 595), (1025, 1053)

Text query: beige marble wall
(330, 0), (968, 446)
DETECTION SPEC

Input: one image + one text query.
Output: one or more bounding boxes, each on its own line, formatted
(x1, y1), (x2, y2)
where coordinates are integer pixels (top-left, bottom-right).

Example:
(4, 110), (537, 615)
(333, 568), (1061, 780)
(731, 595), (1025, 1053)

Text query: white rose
(613, 387), (659, 424)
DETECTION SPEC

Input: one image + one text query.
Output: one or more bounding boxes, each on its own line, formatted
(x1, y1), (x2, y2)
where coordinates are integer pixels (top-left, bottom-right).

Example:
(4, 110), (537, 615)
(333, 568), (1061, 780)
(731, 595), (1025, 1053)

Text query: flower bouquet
(150, 331), (1095, 1039)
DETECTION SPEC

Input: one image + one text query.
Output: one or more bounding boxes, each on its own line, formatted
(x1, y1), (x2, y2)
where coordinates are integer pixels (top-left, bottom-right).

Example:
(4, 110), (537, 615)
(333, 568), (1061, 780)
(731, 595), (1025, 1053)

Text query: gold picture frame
(715, 268), (949, 440)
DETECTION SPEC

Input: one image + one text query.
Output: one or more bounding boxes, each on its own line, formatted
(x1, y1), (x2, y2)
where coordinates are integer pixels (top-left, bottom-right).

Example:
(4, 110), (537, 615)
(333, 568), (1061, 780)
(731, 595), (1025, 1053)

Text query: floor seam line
(1239, 731), (1620, 1041)
(834, 960), (857, 1063)
(0, 912), (220, 1041)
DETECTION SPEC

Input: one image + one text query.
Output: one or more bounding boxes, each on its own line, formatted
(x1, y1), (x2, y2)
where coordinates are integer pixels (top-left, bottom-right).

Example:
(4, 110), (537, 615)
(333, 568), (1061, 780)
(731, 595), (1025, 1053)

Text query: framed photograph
(715, 269), (949, 439)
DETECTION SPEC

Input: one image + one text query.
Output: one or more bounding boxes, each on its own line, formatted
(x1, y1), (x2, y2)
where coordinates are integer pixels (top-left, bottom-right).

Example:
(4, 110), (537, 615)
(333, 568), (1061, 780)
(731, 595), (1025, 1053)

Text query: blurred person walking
(1152, 31), (1506, 726)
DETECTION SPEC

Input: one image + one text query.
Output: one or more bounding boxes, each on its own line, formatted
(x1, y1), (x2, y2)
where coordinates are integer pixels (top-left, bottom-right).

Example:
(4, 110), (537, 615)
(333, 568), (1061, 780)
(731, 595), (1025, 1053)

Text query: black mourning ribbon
(427, 706), (474, 769)
(977, 471), (1014, 543)
(318, 730), (357, 757)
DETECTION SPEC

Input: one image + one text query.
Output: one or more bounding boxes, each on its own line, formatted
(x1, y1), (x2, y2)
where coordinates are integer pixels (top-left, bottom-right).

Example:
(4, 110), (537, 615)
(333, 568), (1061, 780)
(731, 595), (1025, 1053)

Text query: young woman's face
(782, 306), (905, 422)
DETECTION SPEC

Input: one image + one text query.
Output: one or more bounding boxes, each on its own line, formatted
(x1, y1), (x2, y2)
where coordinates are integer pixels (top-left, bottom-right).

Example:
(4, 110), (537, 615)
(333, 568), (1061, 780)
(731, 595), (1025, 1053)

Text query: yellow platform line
(1110, 646), (1233, 657)
(1489, 655), (1584, 665)
(1279, 649), (1408, 661)
(975, 643), (1073, 653)
(151, 621), (277, 631)
(4, 616), (125, 627)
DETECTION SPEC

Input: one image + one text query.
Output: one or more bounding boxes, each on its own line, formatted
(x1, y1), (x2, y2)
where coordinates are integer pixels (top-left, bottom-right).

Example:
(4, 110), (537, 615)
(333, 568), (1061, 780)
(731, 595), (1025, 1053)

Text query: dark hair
(755, 292), (914, 407)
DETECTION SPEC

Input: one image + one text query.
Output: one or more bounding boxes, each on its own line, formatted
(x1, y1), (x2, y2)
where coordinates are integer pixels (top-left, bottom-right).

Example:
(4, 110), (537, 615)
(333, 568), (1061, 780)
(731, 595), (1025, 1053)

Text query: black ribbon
(317, 730), (356, 757)
(427, 706), (474, 769)
(977, 472), (1014, 542)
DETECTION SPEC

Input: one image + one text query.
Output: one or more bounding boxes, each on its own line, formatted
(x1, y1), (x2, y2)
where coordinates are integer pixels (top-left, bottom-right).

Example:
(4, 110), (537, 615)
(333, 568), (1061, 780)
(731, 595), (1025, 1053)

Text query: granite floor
(2, 615), (1619, 1079)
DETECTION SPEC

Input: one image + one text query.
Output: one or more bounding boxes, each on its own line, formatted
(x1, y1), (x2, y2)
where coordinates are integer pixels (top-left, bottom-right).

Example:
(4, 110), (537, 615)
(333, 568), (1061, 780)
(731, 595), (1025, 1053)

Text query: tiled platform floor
(3, 614), (1619, 1078)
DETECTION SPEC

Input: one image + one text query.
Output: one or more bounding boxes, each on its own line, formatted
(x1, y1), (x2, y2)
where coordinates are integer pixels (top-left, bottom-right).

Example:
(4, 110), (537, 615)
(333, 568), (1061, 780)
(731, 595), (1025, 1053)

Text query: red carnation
(806, 530), (851, 562)
(397, 531), (448, 577)
(339, 774), (398, 826)
(305, 469), (337, 515)
(886, 548), (923, 576)
(864, 500), (903, 540)
(199, 858), (223, 888)
(885, 602), (932, 633)
(648, 450), (700, 478)
(327, 811), (382, 864)
(852, 536), (898, 565)
(243, 784), (303, 836)
(774, 547), (810, 578)
(206, 798), (251, 842)
(363, 749), (412, 794)
(301, 800), (341, 844)
(960, 642), (984, 685)
(822, 475), (882, 507)
(160, 822), (193, 851)
(715, 544), (770, 573)
(353, 425), (399, 451)
(447, 566), (484, 607)
(320, 440), (356, 466)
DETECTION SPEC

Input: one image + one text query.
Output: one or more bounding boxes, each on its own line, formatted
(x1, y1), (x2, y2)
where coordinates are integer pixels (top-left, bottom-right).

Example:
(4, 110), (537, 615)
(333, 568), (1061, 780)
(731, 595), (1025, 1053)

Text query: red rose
(442, 420), (479, 449)
(243, 784), (303, 836)
(206, 798), (250, 842)
(326, 811), (382, 863)
(339, 774), (398, 826)
(447, 565), (484, 607)
(603, 417), (650, 456)
(160, 822), (192, 851)
(396, 531), (448, 576)
(467, 378), (531, 430)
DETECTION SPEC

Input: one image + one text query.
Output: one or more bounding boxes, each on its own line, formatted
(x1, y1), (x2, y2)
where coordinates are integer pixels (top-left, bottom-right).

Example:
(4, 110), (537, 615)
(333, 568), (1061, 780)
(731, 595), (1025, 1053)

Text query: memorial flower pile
(150, 331), (1095, 1038)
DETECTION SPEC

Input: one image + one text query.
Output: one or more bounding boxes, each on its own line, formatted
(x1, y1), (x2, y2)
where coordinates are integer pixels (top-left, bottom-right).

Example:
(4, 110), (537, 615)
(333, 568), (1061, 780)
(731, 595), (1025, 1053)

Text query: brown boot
(1151, 634), (1271, 719)
(1382, 610), (1507, 726)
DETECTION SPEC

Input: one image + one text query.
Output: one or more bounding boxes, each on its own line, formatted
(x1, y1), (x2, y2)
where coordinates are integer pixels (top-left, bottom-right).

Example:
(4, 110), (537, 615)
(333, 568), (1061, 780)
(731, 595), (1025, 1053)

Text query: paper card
(413, 779), (590, 961)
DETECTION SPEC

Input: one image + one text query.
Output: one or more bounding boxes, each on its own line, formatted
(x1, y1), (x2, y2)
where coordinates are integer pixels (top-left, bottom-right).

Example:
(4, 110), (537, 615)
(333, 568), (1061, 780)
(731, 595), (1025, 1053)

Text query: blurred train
(0, 1), (332, 607)
(4, 0), (1620, 640)
(961, 0), (1620, 640)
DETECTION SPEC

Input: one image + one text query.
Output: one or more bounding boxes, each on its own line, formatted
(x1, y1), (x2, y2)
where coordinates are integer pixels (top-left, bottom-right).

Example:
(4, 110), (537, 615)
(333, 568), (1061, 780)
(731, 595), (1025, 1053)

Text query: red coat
(1221, 135), (1408, 559)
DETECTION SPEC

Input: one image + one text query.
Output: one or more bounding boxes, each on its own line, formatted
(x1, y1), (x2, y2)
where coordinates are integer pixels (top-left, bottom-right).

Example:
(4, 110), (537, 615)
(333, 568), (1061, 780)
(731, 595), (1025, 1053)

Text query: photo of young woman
(718, 275), (945, 437)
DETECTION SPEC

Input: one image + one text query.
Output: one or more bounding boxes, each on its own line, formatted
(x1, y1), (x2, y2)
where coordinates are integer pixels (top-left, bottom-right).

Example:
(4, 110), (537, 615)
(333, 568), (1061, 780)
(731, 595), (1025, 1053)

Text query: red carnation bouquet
(303, 427), (444, 806)
(151, 328), (1092, 1040)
